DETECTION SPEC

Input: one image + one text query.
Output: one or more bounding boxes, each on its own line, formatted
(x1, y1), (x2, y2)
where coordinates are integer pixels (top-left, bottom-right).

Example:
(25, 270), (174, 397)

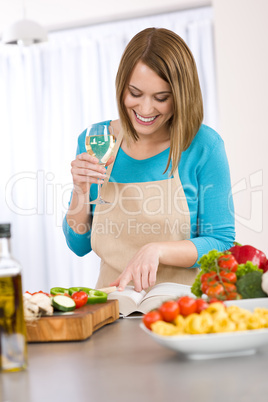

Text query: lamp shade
(2, 19), (47, 46)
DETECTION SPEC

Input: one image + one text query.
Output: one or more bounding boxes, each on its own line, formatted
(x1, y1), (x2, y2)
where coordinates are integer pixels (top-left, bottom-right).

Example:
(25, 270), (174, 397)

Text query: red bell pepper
(262, 260), (268, 273)
(229, 244), (267, 271)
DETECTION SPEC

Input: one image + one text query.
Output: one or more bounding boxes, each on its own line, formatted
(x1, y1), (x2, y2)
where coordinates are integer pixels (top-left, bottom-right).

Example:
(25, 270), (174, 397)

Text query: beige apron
(91, 129), (199, 289)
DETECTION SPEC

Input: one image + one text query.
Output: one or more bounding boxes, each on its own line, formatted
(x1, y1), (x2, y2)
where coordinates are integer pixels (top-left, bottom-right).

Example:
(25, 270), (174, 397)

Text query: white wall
(0, 0), (210, 34)
(213, 0), (268, 255)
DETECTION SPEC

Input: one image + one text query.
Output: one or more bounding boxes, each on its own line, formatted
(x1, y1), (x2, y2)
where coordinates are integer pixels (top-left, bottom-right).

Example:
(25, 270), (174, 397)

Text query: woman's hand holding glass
(85, 124), (116, 204)
(70, 152), (114, 196)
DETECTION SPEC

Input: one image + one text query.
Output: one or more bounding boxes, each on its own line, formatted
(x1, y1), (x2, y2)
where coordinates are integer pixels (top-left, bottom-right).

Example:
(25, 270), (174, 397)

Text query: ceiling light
(2, 18), (48, 46)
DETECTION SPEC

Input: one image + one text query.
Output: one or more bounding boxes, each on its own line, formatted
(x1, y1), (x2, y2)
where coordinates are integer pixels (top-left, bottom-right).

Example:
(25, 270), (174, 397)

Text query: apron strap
(105, 127), (182, 195)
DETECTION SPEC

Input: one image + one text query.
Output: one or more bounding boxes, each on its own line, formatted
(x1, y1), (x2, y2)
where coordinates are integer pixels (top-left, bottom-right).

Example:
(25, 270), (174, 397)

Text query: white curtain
(0, 6), (217, 292)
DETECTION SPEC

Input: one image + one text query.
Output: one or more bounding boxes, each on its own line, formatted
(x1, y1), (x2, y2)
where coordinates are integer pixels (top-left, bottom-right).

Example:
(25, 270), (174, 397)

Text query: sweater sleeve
(62, 130), (93, 257)
(188, 137), (236, 267)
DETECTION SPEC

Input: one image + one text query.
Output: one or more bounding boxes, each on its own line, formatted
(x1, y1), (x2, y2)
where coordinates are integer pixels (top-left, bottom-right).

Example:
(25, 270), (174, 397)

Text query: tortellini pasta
(151, 302), (268, 336)
(184, 312), (213, 335)
(151, 320), (181, 336)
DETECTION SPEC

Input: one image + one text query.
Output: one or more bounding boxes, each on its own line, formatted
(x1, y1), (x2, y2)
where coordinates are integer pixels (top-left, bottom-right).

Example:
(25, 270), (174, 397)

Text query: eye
(129, 91), (141, 98)
(155, 97), (169, 103)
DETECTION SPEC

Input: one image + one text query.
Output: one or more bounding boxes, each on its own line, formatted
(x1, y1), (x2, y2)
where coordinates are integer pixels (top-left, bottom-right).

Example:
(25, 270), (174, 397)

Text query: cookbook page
(142, 282), (194, 301)
(108, 286), (146, 316)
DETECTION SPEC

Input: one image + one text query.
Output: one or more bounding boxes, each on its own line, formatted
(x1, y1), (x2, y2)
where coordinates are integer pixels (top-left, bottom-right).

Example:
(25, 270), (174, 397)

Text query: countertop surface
(1, 317), (268, 402)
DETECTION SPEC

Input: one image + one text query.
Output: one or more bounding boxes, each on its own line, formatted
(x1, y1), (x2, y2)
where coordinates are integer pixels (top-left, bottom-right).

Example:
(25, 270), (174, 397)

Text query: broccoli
(236, 261), (262, 280)
(236, 271), (268, 299)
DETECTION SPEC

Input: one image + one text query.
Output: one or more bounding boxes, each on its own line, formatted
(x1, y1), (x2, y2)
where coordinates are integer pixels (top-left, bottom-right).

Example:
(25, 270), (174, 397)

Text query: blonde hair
(115, 27), (203, 175)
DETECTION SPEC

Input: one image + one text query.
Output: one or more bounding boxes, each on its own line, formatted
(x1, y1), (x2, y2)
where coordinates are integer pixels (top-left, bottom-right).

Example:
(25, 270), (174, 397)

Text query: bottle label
(0, 277), (15, 330)
(0, 275), (27, 371)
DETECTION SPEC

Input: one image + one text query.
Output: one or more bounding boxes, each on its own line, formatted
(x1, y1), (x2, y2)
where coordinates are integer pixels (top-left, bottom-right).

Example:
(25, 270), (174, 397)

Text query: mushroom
(29, 293), (53, 316)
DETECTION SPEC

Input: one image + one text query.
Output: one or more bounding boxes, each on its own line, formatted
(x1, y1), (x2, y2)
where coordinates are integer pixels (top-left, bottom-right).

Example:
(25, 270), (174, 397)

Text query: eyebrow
(128, 84), (172, 95)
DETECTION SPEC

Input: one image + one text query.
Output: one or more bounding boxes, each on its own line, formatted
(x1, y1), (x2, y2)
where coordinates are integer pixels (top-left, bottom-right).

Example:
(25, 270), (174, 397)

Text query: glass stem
(97, 181), (102, 200)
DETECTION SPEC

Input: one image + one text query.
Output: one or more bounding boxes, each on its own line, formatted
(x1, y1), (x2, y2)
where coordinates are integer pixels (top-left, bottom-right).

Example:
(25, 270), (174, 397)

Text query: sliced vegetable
(52, 295), (76, 312)
(30, 293), (53, 315)
(32, 290), (51, 297)
(86, 290), (107, 304)
(23, 293), (53, 320)
(68, 287), (107, 304)
(68, 287), (92, 296)
(23, 296), (40, 321)
(50, 287), (69, 296)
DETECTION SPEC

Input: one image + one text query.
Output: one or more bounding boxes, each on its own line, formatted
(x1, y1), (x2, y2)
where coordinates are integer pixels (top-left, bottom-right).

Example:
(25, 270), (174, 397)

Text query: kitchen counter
(1, 317), (268, 402)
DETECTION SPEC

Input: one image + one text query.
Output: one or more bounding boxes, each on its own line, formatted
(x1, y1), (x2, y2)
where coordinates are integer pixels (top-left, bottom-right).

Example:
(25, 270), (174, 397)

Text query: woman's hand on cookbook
(71, 153), (114, 194)
(110, 243), (160, 292)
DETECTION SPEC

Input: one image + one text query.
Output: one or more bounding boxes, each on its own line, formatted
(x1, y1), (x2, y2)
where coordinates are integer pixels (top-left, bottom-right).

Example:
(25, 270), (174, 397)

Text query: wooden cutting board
(26, 300), (119, 342)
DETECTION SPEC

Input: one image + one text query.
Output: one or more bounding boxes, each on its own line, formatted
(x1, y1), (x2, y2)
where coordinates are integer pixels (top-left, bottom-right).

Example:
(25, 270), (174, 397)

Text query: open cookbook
(107, 282), (195, 317)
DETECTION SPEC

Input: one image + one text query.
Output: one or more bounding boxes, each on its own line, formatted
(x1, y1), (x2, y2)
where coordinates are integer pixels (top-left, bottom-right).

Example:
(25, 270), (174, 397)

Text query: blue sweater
(63, 121), (235, 267)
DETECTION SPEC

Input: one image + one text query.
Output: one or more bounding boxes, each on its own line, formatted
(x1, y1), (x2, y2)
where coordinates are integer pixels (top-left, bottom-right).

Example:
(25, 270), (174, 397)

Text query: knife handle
(97, 286), (117, 294)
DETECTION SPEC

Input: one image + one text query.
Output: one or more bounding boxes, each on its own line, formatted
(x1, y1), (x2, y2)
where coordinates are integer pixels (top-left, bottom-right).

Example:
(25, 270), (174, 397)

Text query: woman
(63, 28), (235, 292)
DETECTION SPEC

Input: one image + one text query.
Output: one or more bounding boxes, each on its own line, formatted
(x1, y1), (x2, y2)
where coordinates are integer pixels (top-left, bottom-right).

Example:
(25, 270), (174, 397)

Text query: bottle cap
(0, 223), (11, 238)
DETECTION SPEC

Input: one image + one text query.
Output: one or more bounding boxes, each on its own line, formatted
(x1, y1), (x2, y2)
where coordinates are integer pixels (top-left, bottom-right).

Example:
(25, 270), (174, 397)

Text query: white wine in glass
(85, 123), (115, 204)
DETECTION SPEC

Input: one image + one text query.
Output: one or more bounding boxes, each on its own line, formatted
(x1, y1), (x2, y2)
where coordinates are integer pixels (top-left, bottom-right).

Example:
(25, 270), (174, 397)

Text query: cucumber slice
(52, 295), (76, 312)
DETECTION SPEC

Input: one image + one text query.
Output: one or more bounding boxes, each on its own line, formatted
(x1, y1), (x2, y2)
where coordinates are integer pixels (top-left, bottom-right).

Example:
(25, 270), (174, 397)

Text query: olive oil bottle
(0, 223), (27, 372)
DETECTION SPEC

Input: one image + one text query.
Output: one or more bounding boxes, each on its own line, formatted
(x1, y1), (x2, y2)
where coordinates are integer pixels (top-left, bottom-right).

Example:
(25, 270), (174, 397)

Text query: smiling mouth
(134, 111), (159, 123)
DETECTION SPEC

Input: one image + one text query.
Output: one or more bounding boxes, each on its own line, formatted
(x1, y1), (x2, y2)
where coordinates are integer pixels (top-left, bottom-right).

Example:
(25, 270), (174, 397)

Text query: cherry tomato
(206, 283), (225, 298)
(208, 298), (225, 304)
(201, 280), (217, 295)
(159, 300), (180, 322)
(200, 272), (218, 283)
(219, 271), (237, 283)
(71, 291), (88, 308)
(177, 296), (197, 316)
(225, 292), (242, 300)
(218, 255), (238, 272)
(142, 310), (163, 330)
(222, 282), (237, 293)
(195, 298), (209, 313)
(32, 290), (51, 297)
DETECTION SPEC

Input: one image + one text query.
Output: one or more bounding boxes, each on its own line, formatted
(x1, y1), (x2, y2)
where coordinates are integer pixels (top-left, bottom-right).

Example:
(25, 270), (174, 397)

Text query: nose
(140, 96), (155, 116)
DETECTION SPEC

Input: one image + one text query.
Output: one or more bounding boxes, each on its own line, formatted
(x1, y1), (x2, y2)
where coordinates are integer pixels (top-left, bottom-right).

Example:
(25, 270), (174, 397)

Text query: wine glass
(85, 123), (115, 204)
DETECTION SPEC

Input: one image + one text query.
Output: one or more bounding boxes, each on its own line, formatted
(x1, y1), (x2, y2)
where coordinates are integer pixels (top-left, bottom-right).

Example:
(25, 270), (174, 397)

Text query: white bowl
(140, 298), (268, 360)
